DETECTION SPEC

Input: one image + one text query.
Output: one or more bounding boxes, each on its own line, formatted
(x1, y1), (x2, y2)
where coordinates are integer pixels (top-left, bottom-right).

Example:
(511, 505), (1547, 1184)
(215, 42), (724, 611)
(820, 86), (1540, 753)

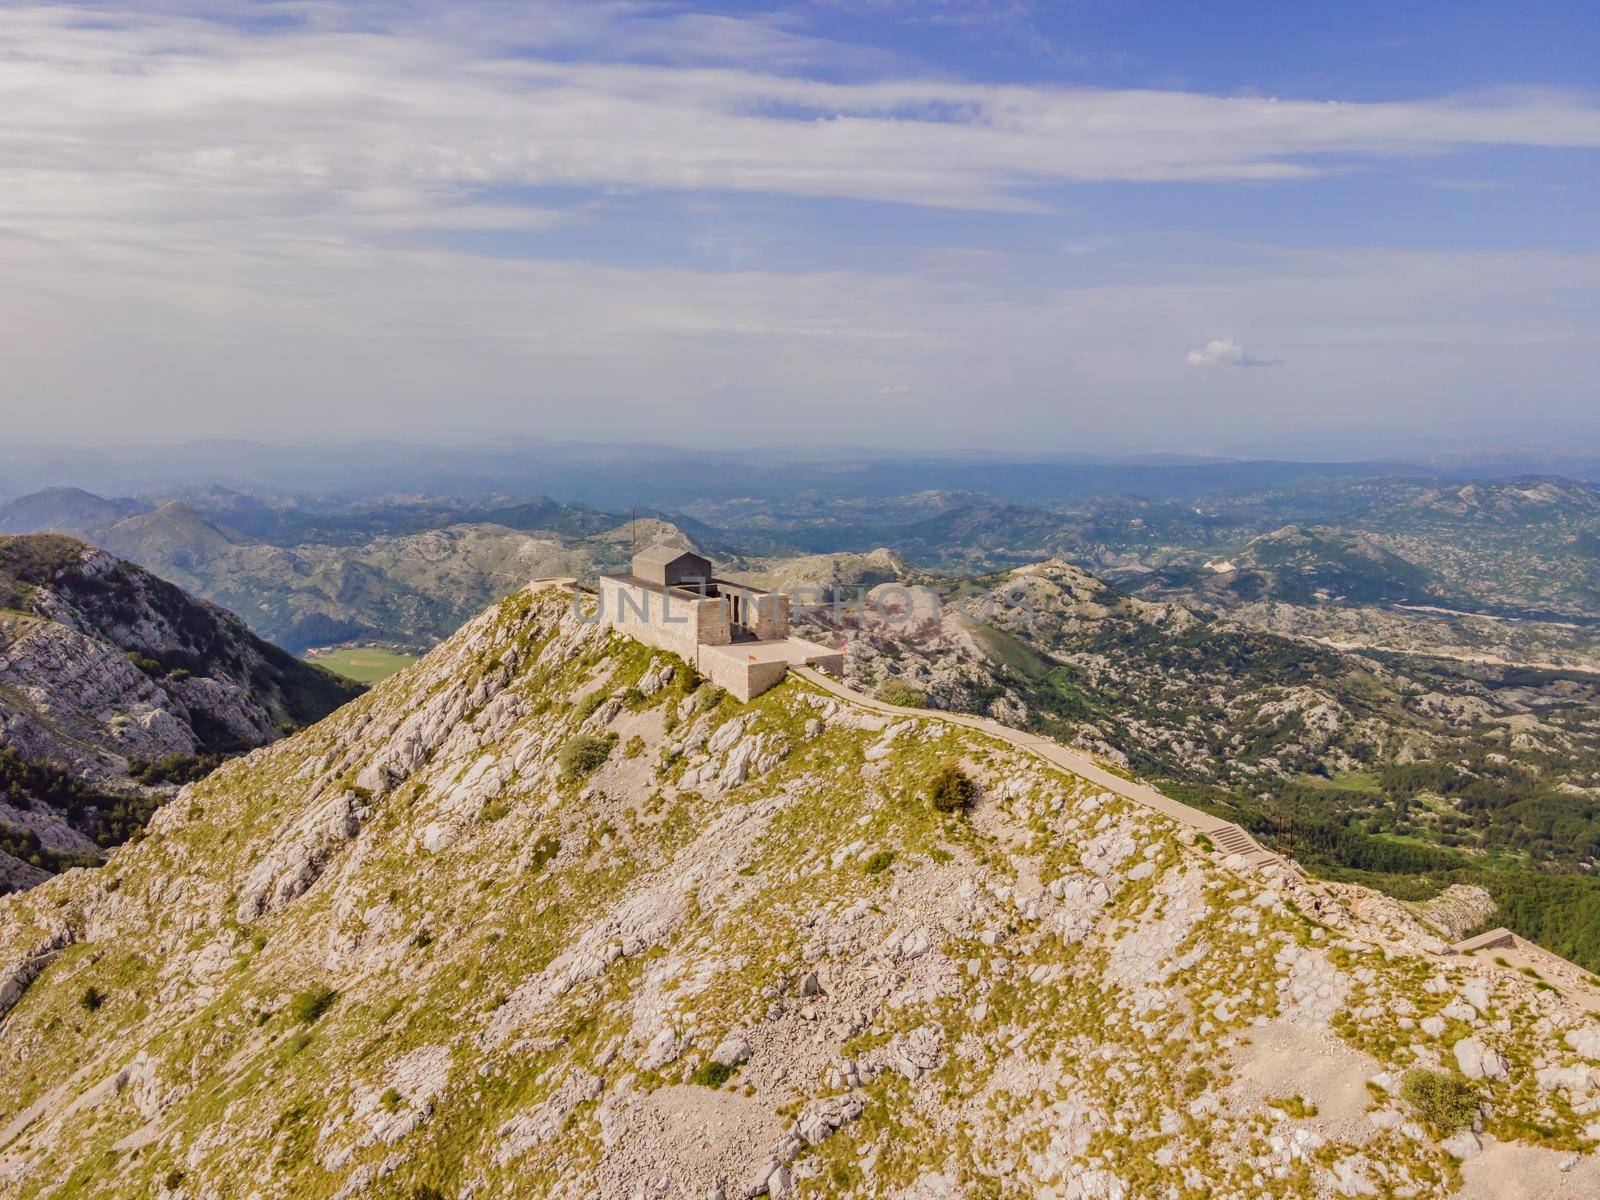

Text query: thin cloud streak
(3, 3), (1600, 260)
(0, 2), (1597, 455)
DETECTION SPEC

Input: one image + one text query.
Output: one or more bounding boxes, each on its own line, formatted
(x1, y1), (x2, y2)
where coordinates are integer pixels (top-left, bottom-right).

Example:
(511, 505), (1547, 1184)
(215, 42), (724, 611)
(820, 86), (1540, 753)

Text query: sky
(1, 1), (1598, 459)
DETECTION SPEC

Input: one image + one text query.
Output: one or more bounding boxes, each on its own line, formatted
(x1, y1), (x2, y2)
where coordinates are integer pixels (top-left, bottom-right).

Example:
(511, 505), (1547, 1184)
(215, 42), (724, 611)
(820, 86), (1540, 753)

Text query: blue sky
(1, 1), (1597, 457)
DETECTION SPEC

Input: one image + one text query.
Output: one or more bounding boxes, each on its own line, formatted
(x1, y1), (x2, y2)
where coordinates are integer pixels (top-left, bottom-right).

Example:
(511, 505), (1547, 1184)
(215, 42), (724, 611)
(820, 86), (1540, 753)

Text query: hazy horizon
(3, 2), (1598, 457)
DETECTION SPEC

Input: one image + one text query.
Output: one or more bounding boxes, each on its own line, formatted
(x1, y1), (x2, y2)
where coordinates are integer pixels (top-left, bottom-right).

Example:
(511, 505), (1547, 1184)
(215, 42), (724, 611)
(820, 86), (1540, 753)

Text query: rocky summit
(2, 585), (1599, 1199)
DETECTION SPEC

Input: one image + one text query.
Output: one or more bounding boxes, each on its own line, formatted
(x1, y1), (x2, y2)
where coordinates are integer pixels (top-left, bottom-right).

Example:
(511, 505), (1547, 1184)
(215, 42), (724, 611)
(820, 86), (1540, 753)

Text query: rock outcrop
(0, 535), (361, 887)
(1, 585), (1597, 1198)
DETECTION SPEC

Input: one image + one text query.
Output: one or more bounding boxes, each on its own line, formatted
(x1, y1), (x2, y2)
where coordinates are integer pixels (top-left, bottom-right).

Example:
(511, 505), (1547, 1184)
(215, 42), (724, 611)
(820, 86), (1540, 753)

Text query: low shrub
(288, 985), (338, 1025)
(928, 763), (975, 813)
(864, 850), (895, 874)
(691, 1061), (736, 1088)
(1401, 1069), (1478, 1135)
(560, 734), (614, 780)
(79, 985), (105, 1013)
(128, 753), (220, 786)
(875, 678), (925, 708)
(529, 835), (561, 871)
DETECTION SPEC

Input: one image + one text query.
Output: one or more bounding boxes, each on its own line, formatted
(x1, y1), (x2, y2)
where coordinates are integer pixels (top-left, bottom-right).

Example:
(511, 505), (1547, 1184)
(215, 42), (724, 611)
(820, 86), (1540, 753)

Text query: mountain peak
(1, 585), (1595, 1195)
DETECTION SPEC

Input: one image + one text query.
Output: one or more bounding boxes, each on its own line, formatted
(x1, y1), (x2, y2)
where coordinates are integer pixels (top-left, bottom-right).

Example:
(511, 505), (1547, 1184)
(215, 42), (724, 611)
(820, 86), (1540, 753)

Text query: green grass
(1296, 770), (1382, 794)
(1265, 1094), (1318, 1119)
(963, 618), (1056, 680)
(303, 647), (420, 684)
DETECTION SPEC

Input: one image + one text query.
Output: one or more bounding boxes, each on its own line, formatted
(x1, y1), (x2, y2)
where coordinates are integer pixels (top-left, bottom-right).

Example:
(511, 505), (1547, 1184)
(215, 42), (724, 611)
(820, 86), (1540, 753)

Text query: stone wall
(599, 579), (726, 662)
(699, 652), (790, 703)
(746, 591), (789, 641)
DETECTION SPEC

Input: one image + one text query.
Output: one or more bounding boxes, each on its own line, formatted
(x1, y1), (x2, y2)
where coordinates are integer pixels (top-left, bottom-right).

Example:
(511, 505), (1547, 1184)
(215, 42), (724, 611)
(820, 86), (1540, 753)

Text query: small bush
(164, 1169), (186, 1189)
(79, 985), (105, 1013)
(695, 685), (727, 713)
(875, 678), (925, 708)
(288, 985), (338, 1025)
(125, 651), (163, 677)
(560, 734), (614, 780)
(623, 735), (646, 759)
(128, 753), (219, 786)
(864, 850), (895, 874)
(1401, 1069), (1478, 1135)
(691, 1061), (736, 1088)
(529, 835), (560, 871)
(381, 1088), (403, 1112)
(927, 763), (975, 813)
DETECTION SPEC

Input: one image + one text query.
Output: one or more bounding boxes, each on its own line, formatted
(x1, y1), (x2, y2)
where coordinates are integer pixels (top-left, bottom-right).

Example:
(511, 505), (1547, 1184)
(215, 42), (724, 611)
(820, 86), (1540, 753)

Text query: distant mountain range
(1151, 524), (1439, 607)
(5, 472), (1600, 666)
(0, 488), (701, 652)
(3, 438), (1599, 507)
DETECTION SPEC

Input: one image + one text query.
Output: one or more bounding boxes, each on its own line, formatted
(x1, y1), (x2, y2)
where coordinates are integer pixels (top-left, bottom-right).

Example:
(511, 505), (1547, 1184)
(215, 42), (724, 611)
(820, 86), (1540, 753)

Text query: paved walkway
(791, 666), (1278, 867)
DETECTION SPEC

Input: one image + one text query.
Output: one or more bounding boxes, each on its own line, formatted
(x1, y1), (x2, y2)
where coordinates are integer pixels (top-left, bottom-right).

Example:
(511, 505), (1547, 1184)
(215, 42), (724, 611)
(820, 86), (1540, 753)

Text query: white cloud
(1184, 337), (1275, 367)
(0, 3), (1595, 453)
(1, 2), (1599, 264)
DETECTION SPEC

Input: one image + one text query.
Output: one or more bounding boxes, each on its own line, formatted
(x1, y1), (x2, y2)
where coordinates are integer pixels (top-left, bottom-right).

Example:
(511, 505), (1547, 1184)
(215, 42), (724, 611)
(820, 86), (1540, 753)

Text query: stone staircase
(1199, 821), (1274, 864)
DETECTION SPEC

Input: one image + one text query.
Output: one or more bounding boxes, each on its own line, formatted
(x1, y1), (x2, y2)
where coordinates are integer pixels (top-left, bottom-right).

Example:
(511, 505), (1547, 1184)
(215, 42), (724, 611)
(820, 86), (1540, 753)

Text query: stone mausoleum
(598, 543), (843, 700)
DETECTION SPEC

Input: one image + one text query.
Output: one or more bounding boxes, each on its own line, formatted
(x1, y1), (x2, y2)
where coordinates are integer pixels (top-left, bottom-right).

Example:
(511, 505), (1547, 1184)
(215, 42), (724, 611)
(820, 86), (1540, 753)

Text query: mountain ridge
(0, 534), (361, 886)
(2, 585), (1598, 1196)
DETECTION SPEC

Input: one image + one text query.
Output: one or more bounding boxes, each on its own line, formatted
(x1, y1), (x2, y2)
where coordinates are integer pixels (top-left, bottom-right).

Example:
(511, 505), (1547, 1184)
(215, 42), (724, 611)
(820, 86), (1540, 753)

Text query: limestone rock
(1453, 1036), (1508, 1081)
